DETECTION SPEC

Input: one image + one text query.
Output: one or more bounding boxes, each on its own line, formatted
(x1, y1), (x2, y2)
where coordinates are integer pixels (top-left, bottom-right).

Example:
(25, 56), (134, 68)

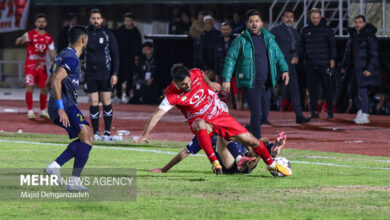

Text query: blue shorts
(185, 135), (218, 154)
(49, 104), (89, 139)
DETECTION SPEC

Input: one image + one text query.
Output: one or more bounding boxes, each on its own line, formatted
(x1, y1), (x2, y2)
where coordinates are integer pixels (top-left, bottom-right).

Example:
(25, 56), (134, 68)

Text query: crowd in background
(54, 7), (390, 120)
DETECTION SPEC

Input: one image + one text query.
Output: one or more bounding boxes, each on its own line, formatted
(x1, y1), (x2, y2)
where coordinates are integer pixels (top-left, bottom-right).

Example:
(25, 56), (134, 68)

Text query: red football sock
(40, 94), (47, 110)
(196, 129), (218, 163)
(25, 92), (33, 110)
(253, 140), (274, 165)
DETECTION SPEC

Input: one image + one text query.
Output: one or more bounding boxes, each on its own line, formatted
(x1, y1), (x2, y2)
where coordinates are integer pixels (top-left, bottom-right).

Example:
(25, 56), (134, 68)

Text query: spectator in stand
(189, 11), (207, 39)
(197, 15), (221, 80)
(297, 8), (336, 119)
(231, 11), (245, 34)
(270, 9), (310, 124)
(169, 7), (181, 34)
(341, 15), (379, 124)
(114, 12), (142, 104)
(177, 11), (192, 35)
(130, 42), (158, 105)
(57, 12), (78, 53)
(214, 21), (242, 110)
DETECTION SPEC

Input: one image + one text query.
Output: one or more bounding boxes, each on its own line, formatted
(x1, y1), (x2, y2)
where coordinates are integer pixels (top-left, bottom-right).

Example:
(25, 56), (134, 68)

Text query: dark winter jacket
(214, 34), (234, 78)
(115, 25), (142, 60)
(298, 18), (337, 66)
(342, 23), (379, 87)
(270, 23), (299, 63)
(85, 26), (119, 78)
(197, 28), (221, 70)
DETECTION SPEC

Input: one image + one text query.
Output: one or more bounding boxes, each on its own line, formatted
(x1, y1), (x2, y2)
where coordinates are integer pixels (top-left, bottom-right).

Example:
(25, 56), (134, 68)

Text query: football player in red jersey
(135, 63), (291, 176)
(15, 13), (55, 120)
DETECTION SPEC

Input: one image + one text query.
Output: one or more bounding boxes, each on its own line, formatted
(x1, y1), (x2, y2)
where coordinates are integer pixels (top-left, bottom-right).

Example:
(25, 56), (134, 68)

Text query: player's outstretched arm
(150, 149), (190, 173)
(52, 67), (69, 127)
(134, 108), (167, 143)
(15, 33), (27, 45)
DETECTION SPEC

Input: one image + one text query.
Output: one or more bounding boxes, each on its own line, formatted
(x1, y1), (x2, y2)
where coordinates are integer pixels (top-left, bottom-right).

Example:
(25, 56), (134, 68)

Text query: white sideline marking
(1, 139), (390, 170)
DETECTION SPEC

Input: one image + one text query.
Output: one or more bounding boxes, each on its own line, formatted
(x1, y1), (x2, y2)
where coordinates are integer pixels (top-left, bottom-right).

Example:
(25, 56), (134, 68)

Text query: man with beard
(15, 13), (55, 120)
(84, 9), (119, 140)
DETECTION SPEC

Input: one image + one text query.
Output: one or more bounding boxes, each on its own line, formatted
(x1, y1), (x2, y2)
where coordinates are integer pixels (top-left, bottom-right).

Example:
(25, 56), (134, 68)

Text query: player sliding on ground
(44, 26), (94, 191)
(135, 63), (290, 176)
(150, 132), (286, 174)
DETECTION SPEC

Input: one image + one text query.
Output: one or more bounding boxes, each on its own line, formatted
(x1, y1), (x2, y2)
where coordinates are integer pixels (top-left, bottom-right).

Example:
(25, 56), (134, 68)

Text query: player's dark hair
(68, 25), (87, 45)
(354, 15), (366, 22)
(171, 63), (190, 82)
(221, 21), (231, 27)
(246, 9), (262, 21)
(124, 12), (134, 20)
(89, 8), (102, 18)
(142, 41), (154, 48)
(33, 13), (48, 23)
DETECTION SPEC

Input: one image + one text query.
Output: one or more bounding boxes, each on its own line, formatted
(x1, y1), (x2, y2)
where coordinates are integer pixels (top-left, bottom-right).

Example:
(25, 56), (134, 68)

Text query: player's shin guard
(103, 104), (113, 132)
(196, 129), (218, 163)
(55, 139), (80, 166)
(90, 106), (100, 134)
(72, 142), (92, 177)
(253, 140), (274, 165)
(25, 92), (33, 110)
(40, 94), (47, 110)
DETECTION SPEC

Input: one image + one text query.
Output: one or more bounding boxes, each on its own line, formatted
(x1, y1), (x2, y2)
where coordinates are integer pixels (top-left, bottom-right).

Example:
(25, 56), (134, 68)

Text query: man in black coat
(271, 9), (310, 124)
(298, 8), (337, 119)
(341, 15), (379, 124)
(214, 21), (242, 109)
(56, 13), (78, 53)
(115, 12), (142, 103)
(84, 9), (119, 138)
(197, 15), (221, 78)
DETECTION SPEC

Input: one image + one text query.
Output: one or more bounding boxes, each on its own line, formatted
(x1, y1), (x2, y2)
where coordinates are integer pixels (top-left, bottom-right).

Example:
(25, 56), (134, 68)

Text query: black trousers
(116, 59), (134, 98)
(281, 64), (304, 118)
(348, 75), (369, 114)
(304, 65), (334, 115)
(242, 84), (272, 139)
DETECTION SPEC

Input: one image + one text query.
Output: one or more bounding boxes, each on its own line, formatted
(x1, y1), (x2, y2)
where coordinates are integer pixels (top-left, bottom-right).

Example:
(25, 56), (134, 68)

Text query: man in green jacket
(222, 9), (289, 139)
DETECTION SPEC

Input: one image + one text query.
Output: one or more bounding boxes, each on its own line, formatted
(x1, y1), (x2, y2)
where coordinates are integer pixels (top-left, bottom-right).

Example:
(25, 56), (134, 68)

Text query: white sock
(269, 162), (276, 168)
(49, 161), (61, 168)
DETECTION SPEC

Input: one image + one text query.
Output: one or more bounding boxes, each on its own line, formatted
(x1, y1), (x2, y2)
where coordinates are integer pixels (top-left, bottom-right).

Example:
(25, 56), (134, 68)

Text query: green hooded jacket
(222, 28), (289, 88)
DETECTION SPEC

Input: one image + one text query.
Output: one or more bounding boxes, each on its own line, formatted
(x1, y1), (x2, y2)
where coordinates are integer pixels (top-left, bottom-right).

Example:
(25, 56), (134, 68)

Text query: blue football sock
(72, 142), (92, 177)
(227, 142), (246, 158)
(55, 139), (80, 166)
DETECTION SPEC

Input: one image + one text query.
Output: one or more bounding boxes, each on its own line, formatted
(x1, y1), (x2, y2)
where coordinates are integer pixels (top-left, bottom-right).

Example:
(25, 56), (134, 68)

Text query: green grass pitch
(0, 132), (389, 219)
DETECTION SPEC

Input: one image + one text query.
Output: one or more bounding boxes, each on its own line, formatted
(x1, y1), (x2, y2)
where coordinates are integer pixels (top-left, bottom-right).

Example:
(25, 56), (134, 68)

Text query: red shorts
(190, 112), (248, 141)
(230, 77), (242, 95)
(25, 62), (48, 88)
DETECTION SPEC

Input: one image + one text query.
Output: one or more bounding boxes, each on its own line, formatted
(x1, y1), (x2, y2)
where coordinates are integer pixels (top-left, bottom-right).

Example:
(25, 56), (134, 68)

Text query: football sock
(227, 142), (245, 158)
(253, 140), (274, 165)
(55, 139), (81, 166)
(72, 142), (92, 177)
(196, 129), (218, 163)
(103, 104), (113, 133)
(90, 105), (100, 134)
(40, 93), (47, 110)
(26, 92), (33, 110)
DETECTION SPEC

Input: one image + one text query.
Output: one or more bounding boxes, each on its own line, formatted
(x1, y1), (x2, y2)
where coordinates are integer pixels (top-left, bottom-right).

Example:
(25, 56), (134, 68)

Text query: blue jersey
(49, 47), (81, 106)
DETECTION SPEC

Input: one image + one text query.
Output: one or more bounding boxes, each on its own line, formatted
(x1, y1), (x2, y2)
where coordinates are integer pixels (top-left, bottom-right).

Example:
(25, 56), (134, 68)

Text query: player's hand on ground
(134, 135), (149, 143)
(282, 72), (289, 85)
(150, 168), (165, 173)
(58, 109), (70, 127)
(221, 82), (231, 94)
(110, 75), (118, 86)
(209, 82), (221, 92)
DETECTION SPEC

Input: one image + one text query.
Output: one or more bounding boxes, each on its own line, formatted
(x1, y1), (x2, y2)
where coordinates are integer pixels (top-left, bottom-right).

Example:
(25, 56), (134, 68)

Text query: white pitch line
(0, 139), (390, 170)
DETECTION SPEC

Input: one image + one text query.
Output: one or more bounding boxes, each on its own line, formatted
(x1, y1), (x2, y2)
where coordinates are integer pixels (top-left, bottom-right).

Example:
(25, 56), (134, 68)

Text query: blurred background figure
(169, 7), (181, 34)
(115, 12), (142, 104)
(176, 11), (192, 35)
(341, 15), (379, 124)
(189, 11), (206, 39)
(231, 11), (245, 34)
(57, 12), (78, 53)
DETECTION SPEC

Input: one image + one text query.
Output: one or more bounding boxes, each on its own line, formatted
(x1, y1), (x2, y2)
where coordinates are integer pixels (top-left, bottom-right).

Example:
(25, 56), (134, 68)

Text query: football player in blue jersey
(44, 26), (93, 191)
